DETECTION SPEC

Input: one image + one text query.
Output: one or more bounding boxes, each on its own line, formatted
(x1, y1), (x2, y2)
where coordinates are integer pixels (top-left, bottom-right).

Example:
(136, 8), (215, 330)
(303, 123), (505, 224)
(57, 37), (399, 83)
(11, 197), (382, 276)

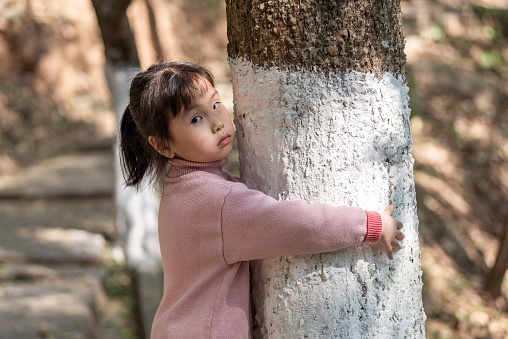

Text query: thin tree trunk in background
(91, 0), (139, 66)
(486, 222), (508, 298)
(144, 0), (163, 61)
(226, 0), (425, 337)
(91, 0), (159, 267)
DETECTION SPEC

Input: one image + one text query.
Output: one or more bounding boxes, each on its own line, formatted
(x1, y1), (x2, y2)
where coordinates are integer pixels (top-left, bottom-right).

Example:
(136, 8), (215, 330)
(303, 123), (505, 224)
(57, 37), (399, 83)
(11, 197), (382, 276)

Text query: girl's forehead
(190, 79), (216, 102)
(194, 78), (214, 94)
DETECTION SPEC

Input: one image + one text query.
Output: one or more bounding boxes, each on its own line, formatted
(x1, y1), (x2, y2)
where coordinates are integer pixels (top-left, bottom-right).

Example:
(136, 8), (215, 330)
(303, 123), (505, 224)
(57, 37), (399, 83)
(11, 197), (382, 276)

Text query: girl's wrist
(363, 210), (382, 243)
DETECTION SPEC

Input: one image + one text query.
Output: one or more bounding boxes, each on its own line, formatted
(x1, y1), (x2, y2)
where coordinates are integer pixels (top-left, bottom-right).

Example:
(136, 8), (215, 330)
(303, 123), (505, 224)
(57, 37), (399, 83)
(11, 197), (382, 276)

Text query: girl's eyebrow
(183, 89), (220, 116)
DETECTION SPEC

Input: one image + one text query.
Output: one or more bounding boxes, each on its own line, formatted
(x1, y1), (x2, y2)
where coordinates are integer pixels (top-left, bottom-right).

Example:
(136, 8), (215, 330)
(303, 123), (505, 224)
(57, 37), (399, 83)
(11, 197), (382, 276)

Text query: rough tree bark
(226, 1), (425, 337)
(92, 0), (159, 267)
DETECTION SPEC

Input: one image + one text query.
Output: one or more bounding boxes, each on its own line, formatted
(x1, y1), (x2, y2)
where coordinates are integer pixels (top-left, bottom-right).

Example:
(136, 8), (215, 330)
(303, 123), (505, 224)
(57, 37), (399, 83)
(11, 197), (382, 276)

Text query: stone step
(0, 226), (106, 265)
(0, 152), (114, 200)
(0, 262), (106, 282)
(0, 276), (105, 339)
(0, 198), (116, 241)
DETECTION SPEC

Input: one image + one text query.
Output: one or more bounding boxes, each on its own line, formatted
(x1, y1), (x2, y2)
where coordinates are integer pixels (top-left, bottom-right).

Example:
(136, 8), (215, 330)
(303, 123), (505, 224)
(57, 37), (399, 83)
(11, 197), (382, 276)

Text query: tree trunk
(91, 0), (139, 66)
(226, 1), (425, 337)
(144, 0), (163, 61)
(92, 0), (160, 267)
(485, 221), (508, 298)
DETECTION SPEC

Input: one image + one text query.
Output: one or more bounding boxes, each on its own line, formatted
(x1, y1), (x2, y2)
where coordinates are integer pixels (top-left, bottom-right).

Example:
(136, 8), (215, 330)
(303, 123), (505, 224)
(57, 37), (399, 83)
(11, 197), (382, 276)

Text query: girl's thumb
(384, 205), (394, 215)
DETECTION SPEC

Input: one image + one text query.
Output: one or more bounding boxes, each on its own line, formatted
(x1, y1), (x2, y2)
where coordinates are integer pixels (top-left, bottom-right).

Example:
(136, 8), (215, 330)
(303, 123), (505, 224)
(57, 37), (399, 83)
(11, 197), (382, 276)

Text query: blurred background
(0, 0), (507, 338)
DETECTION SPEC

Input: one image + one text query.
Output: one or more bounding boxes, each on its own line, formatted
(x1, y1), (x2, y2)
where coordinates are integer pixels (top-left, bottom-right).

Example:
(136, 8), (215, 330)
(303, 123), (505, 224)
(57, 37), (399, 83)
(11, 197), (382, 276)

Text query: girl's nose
(212, 117), (224, 133)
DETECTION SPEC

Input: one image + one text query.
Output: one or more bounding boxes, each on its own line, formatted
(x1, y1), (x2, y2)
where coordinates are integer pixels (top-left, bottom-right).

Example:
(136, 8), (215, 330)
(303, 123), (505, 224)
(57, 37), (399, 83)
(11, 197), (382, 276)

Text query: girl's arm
(220, 183), (382, 264)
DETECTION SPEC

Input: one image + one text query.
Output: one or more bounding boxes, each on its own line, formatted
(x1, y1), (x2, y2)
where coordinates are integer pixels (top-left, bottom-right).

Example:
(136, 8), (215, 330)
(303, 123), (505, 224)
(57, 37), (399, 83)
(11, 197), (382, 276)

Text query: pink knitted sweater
(151, 158), (382, 339)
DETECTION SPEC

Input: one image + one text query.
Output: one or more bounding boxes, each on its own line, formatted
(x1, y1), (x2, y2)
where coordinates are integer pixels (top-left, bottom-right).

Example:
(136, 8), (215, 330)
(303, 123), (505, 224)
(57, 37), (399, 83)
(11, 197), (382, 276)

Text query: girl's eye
(213, 102), (220, 110)
(191, 116), (202, 124)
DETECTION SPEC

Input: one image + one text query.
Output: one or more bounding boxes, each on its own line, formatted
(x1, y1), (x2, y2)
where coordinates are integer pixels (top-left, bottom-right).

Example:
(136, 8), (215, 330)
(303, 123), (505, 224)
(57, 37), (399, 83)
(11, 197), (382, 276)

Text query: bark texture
(227, 0), (405, 76)
(226, 0), (425, 337)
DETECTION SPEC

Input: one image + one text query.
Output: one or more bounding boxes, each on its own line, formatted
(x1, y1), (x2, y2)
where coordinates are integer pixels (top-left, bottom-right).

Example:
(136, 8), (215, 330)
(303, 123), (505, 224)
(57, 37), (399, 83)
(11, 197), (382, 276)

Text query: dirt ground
(1, 0), (508, 338)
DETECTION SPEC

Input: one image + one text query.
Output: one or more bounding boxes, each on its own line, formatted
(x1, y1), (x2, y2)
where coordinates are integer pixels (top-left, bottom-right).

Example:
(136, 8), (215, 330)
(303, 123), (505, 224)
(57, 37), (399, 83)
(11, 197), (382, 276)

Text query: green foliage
(100, 257), (142, 339)
(104, 260), (134, 298)
(479, 49), (504, 69)
(473, 5), (508, 45)
(430, 24), (446, 42)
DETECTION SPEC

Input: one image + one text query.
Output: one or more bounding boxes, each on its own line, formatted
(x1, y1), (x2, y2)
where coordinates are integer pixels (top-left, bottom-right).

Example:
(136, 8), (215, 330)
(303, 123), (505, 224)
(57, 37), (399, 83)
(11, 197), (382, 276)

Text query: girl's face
(166, 80), (235, 163)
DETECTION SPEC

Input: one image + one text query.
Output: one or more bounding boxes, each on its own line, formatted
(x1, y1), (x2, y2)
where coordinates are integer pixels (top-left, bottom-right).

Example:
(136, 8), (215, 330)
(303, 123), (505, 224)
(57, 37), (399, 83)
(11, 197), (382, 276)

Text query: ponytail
(119, 106), (152, 188)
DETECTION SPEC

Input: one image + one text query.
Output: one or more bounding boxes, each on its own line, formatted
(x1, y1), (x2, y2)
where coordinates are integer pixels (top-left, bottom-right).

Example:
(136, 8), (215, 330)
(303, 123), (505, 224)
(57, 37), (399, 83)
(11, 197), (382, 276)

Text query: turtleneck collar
(166, 157), (228, 180)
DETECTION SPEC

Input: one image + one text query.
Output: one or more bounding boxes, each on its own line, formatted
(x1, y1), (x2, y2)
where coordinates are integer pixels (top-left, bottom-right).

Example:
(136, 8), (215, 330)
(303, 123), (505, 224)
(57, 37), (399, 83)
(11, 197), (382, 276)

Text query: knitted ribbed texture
(364, 210), (383, 243)
(166, 157), (228, 179)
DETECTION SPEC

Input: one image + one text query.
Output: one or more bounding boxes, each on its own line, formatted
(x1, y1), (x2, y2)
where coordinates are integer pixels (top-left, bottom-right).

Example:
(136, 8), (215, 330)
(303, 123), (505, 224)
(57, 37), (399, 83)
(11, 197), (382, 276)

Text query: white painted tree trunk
(105, 62), (160, 267)
(230, 58), (425, 338)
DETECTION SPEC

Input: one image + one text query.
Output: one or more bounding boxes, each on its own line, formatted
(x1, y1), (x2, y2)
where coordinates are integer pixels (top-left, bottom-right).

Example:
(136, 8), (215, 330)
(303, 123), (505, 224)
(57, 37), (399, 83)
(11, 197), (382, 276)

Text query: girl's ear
(148, 136), (175, 158)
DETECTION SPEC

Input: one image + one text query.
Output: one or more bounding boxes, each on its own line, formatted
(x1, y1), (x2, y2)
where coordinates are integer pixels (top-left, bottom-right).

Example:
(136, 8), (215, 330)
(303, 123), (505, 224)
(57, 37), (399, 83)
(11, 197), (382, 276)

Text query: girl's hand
(379, 205), (405, 260)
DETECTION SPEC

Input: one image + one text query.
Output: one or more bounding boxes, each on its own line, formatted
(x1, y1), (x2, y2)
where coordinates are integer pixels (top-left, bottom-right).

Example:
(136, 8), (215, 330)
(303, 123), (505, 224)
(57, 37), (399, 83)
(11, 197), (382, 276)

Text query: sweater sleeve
(221, 183), (382, 264)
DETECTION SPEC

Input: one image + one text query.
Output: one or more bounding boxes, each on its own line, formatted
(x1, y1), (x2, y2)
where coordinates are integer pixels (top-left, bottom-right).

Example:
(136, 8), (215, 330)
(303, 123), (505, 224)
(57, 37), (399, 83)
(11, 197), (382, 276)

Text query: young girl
(119, 61), (404, 339)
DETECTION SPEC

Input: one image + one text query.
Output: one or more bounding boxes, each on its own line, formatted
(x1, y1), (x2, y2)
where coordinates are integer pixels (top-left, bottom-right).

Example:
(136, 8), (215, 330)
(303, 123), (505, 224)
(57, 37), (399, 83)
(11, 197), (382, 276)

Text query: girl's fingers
(392, 240), (402, 252)
(386, 246), (393, 260)
(382, 240), (395, 260)
(395, 230), (405, 240)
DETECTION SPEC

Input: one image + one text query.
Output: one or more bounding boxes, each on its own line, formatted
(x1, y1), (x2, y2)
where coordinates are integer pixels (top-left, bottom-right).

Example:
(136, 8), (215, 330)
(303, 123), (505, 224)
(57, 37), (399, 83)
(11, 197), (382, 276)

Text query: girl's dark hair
(119, 61), (214, 188)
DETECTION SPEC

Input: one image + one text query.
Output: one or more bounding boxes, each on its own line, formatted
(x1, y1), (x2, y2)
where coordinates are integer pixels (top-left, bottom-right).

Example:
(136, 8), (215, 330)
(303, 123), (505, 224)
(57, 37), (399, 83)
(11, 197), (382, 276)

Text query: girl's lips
(217, 134), (231, 147)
